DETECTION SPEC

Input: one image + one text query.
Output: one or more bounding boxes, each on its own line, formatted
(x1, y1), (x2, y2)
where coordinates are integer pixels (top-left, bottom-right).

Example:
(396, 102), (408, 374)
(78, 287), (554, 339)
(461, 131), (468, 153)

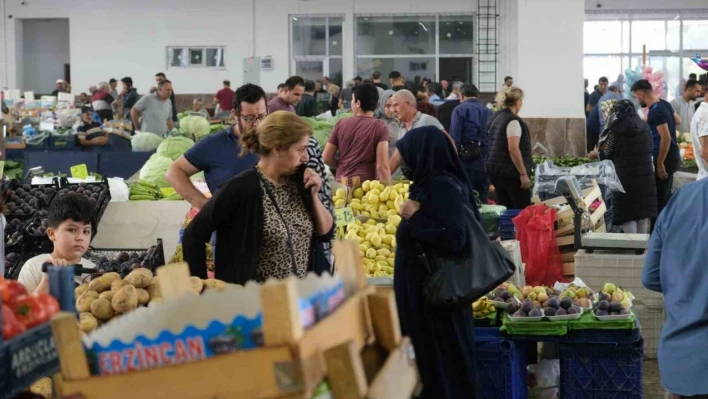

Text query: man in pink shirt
(268, 76), (305, 113)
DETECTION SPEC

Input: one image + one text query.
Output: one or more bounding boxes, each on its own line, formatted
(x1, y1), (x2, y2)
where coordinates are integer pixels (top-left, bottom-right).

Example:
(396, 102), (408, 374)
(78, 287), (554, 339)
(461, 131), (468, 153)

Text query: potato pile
(76, 268), (227, 333)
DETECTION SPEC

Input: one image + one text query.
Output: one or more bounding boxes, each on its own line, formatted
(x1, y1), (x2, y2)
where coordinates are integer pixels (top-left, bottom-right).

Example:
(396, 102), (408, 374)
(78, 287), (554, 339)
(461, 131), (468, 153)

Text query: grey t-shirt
(399, 112), (444, 140)
(134, 93), (172, 135)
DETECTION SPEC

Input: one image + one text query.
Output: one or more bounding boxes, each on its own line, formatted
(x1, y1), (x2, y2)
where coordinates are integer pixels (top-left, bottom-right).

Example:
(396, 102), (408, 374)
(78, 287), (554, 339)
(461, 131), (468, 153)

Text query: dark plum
(595, 309), (609, 316)
(560, 297), (573, 310)
(609, 302), (623, 313)
(547, 297), (560, 309)
(512, 310), (526, 318)
(529, 308), (543, 317)
(544, 307), (557, 316)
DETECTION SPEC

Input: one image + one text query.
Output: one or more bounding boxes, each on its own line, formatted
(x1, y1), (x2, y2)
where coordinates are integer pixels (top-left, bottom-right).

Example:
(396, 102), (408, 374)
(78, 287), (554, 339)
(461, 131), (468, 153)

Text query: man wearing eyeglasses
(166, 84), (265, 208)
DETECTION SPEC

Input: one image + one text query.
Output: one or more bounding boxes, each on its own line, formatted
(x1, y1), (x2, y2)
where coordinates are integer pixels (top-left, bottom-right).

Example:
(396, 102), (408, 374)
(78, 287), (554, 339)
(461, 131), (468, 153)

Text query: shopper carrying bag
(394, 126), (497, 399)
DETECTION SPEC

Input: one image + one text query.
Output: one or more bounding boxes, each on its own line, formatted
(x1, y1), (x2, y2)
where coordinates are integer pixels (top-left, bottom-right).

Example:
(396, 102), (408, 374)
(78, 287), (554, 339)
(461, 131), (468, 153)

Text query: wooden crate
(51, 241), (419, 399)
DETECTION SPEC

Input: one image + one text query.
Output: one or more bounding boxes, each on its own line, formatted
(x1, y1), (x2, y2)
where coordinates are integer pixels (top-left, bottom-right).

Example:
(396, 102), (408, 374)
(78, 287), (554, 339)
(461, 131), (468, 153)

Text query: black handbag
(459, 141), (482, 162)
(417, 205), (516, 309)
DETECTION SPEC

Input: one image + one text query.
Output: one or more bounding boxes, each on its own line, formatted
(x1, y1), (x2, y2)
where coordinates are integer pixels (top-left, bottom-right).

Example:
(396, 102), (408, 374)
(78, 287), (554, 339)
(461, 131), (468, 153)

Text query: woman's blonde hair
(240, 111), (312, 156)
(328, 84), (341, 97)
(495, 86), (524, 109)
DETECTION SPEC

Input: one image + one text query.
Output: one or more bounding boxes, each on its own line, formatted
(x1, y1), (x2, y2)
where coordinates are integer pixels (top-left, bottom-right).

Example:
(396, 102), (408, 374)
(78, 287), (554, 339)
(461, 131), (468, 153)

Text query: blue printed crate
(475, 327), (528, 399)
(559, 338), (643, 399)
(48, 133), (77, 149)
(0, 323), (60, 399)
(500, 209), (522, 240)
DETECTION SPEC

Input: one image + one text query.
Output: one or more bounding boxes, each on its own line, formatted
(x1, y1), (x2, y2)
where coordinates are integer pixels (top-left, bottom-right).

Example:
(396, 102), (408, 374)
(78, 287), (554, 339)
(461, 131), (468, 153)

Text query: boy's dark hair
(685, 79), (699, 90)
(121, 77), (133, 87)
(352, 84), (380, 112)
(233, 83), (267, 113)
(48, 192), (94, 229)
(689, 73), (697, 80)
(284, 76), (305, 90)
(109, 78), (116, 84)
(631, 79), (653, 93)
(599, 76), (609, 84)
(304, 80), (316, 92)
(461, 84), (479, 98)
(389, 71), (402, 79)
(155, 72), (166, 79)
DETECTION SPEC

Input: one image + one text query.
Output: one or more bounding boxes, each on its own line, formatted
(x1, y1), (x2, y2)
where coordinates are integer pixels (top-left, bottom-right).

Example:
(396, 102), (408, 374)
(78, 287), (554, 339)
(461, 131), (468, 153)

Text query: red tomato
(2, 304), (26, 340)
(0, 277), (9, 304)
(4, 280), (29, 304)
(33, 293), (60, 318)
(11, 295), (48, 329)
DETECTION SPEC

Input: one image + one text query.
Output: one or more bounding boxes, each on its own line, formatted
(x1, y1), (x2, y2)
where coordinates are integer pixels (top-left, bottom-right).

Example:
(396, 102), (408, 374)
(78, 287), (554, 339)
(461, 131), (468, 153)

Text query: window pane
(357, 16), (436, 55)
(329, 58), (343, 87)
(295, 60), (323, 83)
(189, 49), (203, 65)
(292, 17), (327, 56)
(439, 16), (474, 54)
(357, 57), (435, 83)
(440, 57), (472, 83)
(206, 48), (224, 67)
(329, 17), (343, 56)
(584, 56), (629, 92)
(646, 56), (681, 101)
(169, 48), (186, 67)
(683, 20), (708, 50)
(622, 21), (630, 53)
(631, 20), (666, 52)
(584, 21), (623, 54)
(667, 21), (680, 51)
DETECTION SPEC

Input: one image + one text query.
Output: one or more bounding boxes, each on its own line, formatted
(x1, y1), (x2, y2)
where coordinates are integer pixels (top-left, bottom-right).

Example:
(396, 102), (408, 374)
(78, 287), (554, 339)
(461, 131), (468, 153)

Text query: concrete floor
(644, 360), (667, 399)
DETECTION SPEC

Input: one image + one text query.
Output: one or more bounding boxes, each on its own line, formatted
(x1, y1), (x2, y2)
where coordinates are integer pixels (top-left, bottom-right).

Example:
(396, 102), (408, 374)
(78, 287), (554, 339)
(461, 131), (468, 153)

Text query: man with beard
(166, 84), (264, 208)
(670, 79), (700, 129)
(632, 79), (682, 214)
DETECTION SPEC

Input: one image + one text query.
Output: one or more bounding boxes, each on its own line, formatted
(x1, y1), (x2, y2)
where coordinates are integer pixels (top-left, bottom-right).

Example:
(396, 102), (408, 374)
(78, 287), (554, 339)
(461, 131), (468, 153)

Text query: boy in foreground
(18, 193), (97, 293)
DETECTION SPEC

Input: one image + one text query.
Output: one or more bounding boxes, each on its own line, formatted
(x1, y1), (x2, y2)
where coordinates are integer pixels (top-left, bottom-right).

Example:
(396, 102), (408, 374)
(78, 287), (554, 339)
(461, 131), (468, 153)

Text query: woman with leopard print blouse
(183, 111), (335, 284)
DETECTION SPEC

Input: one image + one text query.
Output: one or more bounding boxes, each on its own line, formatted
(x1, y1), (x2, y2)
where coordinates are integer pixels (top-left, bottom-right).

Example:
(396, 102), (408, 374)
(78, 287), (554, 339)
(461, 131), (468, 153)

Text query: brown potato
(136, 288), (150, 306)
(111, 279), (129, 291)
(90, 297), (115, 320)
(202, 278), (227, 292)
(125, 268), (153, 288)
(190, 276), (204, 294)
(75, 283), (89, 298)
(99, 290), (116, 301)
(88, 276), (111, 293)
(102, 272), (122, 284)
(78, 312), (98, 332)
(76, 291), (99, 313)
(146, 279), (161, 299)
(111, 285), (138, 313)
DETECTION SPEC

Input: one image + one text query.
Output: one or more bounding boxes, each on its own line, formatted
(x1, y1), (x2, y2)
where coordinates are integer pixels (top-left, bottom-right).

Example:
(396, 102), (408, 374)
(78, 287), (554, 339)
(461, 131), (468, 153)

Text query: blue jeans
(462, 162), (489, 204)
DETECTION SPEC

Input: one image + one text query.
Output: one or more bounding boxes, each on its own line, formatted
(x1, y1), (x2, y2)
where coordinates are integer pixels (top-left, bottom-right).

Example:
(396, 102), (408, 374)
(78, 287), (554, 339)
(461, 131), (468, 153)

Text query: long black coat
(602, 114), (657, 224)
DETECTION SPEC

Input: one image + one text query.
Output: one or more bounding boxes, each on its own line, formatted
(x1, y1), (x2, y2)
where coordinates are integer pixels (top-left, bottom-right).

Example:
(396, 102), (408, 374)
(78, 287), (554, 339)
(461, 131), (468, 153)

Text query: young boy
(18, 192), (96, 293)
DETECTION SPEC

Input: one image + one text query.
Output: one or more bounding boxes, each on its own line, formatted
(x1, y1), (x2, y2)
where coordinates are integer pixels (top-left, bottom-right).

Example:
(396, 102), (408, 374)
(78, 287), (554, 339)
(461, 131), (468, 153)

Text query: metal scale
(554, 176), (648, 254)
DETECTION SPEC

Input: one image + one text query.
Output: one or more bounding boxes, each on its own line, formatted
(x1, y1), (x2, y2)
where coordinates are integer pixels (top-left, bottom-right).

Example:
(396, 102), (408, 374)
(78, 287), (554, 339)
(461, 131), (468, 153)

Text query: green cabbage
(179, 115), (211, 140)
(157, 136), (195, 160)
(301, 113), (353, 150)
(131, 132), (164, 152)
(139, 154), (173, 188)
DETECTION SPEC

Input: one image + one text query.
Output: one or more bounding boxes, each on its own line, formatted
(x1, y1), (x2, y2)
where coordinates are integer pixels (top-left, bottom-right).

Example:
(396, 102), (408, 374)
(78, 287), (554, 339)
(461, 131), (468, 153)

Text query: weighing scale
(554, 175), (649, 254)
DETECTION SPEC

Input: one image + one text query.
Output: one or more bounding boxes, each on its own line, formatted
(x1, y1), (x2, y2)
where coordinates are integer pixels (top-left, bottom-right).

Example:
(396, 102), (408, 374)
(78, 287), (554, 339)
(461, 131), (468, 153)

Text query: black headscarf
(396, 126), (476, 209)
(613, 99), (636, 120)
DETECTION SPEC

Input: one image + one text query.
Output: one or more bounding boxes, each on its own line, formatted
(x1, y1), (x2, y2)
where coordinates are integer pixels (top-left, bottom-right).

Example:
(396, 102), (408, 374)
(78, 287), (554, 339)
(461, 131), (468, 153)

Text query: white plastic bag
(528, 359), (560, 399)
(107, 178), (130, 202)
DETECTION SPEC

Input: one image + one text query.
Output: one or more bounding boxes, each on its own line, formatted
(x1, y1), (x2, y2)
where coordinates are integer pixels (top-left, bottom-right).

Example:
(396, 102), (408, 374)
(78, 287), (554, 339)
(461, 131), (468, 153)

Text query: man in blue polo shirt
(166, 84), (264, 207)
(450, 84), (493, 202)
(631, 79), (681, 214)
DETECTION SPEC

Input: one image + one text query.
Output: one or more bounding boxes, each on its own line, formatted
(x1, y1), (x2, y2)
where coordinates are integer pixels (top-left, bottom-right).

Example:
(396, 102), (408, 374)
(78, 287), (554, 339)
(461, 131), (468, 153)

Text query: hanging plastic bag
(513, 204), (566, 287)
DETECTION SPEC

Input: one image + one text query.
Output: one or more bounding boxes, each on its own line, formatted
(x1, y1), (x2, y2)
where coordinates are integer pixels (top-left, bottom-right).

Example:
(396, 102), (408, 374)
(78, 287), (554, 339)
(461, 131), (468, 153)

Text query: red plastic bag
(513, 204), (566, 287)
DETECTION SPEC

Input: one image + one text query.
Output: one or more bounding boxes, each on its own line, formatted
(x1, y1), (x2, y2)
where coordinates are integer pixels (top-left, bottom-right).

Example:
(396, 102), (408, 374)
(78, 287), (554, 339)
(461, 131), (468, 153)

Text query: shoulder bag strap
(256, 172), (299, 276)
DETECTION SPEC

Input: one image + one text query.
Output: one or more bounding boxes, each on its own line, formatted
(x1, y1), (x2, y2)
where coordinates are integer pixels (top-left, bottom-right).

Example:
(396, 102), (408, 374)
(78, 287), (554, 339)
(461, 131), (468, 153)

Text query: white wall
(585, 0), (708, 11)
(514, 0), (585, 118)
(20, 18), (69, 94)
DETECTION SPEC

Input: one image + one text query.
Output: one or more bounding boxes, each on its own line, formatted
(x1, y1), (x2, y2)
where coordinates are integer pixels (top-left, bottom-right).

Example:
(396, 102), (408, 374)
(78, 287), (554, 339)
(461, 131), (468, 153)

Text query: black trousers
(490, 176), (531, 210)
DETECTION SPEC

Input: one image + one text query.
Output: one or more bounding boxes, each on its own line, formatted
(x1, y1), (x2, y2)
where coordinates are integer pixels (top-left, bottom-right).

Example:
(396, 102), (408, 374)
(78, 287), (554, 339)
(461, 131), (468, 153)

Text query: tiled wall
(525, 117), (587, 158)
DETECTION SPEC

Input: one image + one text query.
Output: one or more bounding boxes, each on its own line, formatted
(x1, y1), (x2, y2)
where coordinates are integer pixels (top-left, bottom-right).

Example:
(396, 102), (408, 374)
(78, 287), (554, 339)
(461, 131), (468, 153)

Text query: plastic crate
(633, 299), (665, 359)
(84, 238), (166, 274)
(567, 317), (641, 345)
(559, 339), (643, 399)
(500, 209), (522, 240)
(48, 133), (77, 148)
(475, 327), (528, 399)
(0, 323), (60, 399)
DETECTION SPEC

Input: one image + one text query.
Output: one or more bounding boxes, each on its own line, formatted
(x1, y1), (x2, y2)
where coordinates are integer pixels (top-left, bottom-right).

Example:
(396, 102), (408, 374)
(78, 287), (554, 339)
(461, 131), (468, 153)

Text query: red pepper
(2, 304), (26, 340)
(11, 295), (48, 329)
(3, 280), (29, 305)
(33, 293), (60, 318)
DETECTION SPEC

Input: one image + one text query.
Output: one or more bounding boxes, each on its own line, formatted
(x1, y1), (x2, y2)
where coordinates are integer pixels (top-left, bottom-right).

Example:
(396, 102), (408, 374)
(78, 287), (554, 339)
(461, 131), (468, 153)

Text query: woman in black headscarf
(593, 99), (657, 234)
(395, 126), (480, 399)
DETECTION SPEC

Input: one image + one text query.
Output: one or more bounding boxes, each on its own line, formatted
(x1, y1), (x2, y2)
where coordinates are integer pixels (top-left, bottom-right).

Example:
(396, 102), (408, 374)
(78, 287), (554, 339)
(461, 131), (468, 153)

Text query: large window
(167, 46), (225, 69)
(290, 16), (343, 87)
(355, 15), (474, 86)
(584, 14), (708, 100)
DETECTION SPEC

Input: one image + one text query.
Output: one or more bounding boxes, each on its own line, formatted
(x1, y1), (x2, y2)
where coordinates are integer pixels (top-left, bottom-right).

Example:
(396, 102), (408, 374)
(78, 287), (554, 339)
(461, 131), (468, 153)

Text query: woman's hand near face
(304, 167), (322, 195)
(400, 200), (421, 219)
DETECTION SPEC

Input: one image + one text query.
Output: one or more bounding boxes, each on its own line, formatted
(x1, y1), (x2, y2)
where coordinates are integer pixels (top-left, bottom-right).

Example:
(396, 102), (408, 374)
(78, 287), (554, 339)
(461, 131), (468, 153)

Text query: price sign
(335, 207), (355, 228)
(160, 187), (176, 197)
(70, 164), (89, 179)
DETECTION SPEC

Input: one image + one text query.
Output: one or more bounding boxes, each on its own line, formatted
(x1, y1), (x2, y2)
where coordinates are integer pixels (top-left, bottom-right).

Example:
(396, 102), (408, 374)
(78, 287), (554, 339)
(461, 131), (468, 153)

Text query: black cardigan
(183, 166), (335, 285)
